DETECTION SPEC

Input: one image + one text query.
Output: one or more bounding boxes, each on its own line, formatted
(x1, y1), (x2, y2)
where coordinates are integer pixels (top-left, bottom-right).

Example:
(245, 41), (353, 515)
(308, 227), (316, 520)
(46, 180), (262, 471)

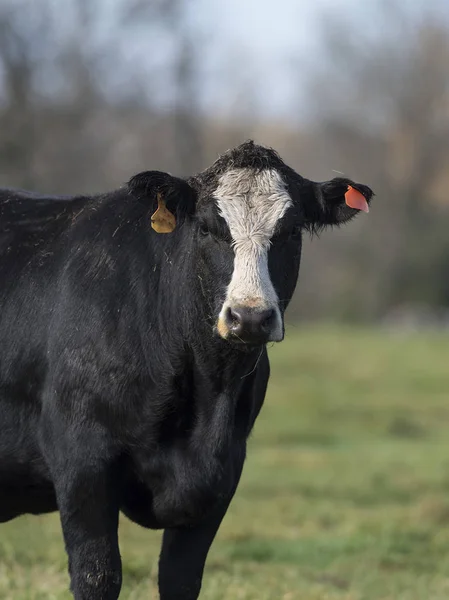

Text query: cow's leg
(43, 424), (122, 600)
(57, 471), (122, 600)
(158, 461), (244, 600)
(158, 509), (225, 600)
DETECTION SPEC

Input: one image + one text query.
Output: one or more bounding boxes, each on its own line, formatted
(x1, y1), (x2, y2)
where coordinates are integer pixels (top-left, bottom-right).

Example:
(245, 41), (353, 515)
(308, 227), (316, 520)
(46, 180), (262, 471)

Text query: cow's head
(129, 141), (373, 347)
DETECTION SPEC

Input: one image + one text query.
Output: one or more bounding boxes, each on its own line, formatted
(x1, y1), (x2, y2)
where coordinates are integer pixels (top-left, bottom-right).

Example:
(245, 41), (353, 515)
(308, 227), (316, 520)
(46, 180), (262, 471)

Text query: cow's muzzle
(217, 303), (284, 345)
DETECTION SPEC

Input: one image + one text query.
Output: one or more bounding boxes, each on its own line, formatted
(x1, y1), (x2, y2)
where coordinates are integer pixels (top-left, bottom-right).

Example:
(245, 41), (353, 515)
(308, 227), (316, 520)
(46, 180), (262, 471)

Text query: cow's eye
(199, 223), (210, 237)
(291, 224), (302, 238)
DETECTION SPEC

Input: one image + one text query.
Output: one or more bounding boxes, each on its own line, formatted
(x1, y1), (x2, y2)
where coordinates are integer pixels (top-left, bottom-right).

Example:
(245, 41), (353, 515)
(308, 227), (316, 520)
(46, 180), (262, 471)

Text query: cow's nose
(226, 306), (275, 343)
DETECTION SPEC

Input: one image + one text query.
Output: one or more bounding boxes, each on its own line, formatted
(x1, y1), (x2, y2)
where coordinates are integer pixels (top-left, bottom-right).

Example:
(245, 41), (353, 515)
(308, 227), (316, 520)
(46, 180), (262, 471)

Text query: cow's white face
(214, 168), (293, 343)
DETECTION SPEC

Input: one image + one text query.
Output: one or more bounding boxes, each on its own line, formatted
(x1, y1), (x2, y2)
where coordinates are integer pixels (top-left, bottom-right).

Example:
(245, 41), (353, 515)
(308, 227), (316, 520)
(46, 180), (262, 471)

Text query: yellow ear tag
(151, 193), (176, 234)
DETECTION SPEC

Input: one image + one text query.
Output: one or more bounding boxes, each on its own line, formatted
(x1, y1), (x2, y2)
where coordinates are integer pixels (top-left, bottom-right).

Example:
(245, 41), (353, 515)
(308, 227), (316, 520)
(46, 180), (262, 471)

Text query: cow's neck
(143, 231), (262, 392)
(136, 236), (264, 478)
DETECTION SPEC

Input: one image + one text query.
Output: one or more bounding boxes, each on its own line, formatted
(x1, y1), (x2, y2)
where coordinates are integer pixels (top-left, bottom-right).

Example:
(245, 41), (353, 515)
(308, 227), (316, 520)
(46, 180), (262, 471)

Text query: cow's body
(0, 142), (373, 599)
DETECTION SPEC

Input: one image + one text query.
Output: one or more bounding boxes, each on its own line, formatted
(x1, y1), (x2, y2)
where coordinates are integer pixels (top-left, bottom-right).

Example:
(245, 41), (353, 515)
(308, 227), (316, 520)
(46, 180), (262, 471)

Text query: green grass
(2, 324), (449, 599)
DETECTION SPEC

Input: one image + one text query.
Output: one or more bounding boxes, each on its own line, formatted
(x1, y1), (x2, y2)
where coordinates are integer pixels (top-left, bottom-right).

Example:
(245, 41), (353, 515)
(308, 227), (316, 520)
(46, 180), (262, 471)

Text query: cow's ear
(302, 177), (374, 231)
(128, 170), (197, 228)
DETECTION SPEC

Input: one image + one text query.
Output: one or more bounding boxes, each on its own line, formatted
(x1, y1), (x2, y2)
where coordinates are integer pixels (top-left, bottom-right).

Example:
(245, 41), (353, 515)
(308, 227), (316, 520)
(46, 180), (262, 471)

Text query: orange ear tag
(151, 193), (176, 233)
(345, 185), (369, 213)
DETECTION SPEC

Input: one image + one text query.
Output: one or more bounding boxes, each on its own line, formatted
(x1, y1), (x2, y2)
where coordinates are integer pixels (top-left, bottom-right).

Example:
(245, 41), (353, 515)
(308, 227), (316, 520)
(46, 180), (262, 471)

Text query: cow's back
(0, 188), (87, 278)
(0, 189), (89, 413)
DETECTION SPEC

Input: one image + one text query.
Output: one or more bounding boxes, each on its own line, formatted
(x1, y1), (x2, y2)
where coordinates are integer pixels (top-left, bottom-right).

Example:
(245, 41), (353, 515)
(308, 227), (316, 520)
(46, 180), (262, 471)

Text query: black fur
(0, 141), (373, 599)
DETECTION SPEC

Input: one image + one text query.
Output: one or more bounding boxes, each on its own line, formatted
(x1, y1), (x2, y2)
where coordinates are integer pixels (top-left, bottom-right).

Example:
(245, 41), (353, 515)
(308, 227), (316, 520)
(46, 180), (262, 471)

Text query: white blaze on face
(215, 168), (292, 341)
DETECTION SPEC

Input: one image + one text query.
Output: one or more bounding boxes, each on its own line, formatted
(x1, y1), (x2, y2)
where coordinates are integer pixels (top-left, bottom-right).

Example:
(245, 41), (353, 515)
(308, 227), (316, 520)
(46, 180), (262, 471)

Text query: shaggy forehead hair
(192, 140), (302, 196)
(214, 168), (291, 250)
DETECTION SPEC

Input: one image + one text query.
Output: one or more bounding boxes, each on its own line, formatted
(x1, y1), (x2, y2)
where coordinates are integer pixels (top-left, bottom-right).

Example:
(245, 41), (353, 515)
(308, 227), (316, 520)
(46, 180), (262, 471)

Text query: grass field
(2, 325), (449, 599)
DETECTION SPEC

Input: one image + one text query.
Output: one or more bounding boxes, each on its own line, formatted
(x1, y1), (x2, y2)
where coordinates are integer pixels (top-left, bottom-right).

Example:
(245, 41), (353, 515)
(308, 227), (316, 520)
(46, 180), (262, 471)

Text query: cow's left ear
(128, 170), (197, 232)
(302, 177), (374, 230)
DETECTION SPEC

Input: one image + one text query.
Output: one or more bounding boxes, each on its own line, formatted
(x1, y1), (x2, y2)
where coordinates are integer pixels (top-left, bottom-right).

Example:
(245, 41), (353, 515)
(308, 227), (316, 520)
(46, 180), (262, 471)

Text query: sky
(98, 0), (449, 118)
(100, 0), (374, 117)
(188, 0), (365, 117)
(167, 0), (449, 119)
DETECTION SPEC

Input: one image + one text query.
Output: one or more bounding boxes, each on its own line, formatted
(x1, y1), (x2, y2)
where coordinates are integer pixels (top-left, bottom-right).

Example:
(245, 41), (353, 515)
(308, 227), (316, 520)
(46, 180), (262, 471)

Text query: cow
(0, 141), (373, 599)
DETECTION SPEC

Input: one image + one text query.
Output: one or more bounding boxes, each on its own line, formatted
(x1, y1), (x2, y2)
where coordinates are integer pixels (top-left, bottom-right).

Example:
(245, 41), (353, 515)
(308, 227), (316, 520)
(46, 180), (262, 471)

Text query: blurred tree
(287, 1), (449, 321)
(0, 0), (205, 191)
(0, 0), (448, 323)
(119, 0), (205, 174)
(0, 0), (50, 187)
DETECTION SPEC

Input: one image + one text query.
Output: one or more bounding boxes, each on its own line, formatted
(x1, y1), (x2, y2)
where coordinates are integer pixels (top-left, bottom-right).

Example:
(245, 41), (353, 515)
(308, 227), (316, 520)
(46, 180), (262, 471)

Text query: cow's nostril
(260, 308), (275, 331)
(225, 306), (242, 329)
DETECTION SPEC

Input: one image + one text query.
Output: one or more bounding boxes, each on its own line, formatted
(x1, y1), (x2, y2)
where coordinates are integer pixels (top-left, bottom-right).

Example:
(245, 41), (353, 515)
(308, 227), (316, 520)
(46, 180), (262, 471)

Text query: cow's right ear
(128, 171), (197, 229)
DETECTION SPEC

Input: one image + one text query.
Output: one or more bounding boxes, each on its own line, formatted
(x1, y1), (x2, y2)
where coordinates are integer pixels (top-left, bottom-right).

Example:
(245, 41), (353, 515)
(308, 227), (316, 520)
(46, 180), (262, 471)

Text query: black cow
(0, 141), (373, 599)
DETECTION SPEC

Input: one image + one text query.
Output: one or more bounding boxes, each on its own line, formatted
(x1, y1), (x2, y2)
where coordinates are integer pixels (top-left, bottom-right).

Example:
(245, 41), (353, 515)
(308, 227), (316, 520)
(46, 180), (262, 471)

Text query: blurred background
(2, 0), (449, 598)
(1, 0), (448, 324)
